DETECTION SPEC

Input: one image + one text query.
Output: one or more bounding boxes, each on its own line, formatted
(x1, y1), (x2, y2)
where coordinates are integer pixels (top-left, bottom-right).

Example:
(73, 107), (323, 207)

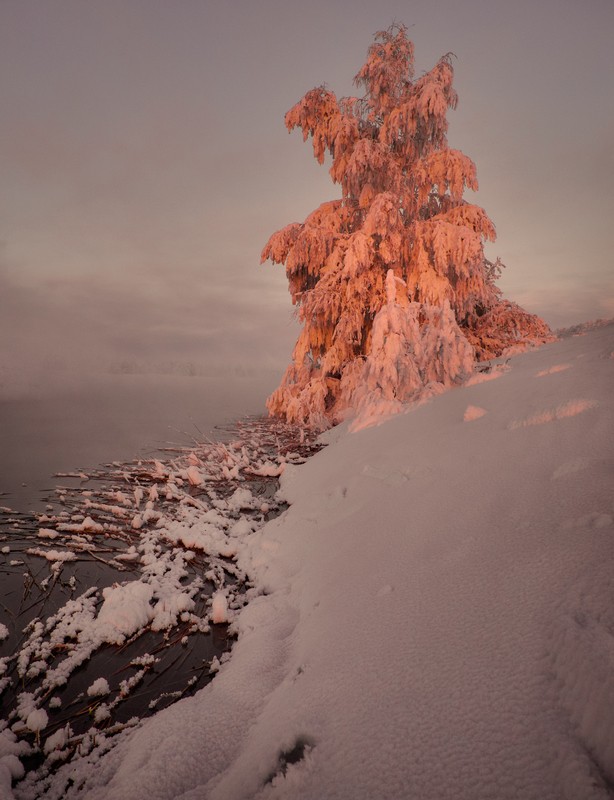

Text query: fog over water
(0, 371), (281, 513)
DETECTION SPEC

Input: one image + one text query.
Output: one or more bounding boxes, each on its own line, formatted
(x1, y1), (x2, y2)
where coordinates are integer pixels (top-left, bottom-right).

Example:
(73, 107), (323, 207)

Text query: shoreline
(0, 416), (322, 797)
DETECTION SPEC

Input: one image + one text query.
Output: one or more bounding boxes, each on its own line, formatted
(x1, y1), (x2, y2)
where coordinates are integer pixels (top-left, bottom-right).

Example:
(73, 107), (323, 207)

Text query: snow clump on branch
(261, 24), (553, 428)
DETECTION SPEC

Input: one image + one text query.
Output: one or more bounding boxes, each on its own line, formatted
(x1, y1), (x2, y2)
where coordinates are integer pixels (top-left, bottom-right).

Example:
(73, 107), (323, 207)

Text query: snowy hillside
(6, 324), (614, 799)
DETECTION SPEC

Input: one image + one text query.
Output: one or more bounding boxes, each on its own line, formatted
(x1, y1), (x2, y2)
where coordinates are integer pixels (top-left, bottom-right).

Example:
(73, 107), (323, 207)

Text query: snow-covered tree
(262, 24), (552, 427)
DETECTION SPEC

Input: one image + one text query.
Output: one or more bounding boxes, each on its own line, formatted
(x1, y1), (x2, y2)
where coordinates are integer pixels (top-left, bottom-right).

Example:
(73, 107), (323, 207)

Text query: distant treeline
(555, 318), (614, 338)
(107, 360), (265, 378)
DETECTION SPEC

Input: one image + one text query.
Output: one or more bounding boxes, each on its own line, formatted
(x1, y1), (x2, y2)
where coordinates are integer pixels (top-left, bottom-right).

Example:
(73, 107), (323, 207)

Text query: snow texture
(0, 730), (30, 798)
(535, 363), (571, 377)
(86, 678), (110, 698)
(25, 710), (47, 734)
(25, 548), (77, 563)
(210, 592), (229, 625)
(5, 323), (614, 799)
(463, 404), (487, 421)
(509, 398), (597, 429)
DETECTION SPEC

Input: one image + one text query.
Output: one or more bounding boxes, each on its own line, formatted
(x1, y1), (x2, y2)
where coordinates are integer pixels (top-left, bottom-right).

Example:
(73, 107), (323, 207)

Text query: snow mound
(10, 324), (614, 800)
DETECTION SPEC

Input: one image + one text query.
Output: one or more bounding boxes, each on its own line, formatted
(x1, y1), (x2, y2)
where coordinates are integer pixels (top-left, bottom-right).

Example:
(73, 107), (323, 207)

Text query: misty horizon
(1, 0), (613, 396)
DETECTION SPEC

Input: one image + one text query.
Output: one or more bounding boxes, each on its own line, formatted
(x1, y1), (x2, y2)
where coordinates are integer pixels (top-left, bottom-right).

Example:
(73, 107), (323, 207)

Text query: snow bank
(11, 324), (614, 799)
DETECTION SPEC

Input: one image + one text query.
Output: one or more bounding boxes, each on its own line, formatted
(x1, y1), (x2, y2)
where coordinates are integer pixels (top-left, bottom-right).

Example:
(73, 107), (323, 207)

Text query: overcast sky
(1, 0), (613, 384)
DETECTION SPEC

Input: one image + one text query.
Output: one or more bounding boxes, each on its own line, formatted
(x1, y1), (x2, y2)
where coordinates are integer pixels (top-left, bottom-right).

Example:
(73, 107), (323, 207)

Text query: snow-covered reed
(0, 418), (322, 797)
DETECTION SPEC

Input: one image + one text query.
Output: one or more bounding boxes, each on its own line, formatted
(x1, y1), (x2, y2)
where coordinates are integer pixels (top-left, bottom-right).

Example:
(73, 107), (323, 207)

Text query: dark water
(0, 371), (279, 512)
(0, 402), (319, 787)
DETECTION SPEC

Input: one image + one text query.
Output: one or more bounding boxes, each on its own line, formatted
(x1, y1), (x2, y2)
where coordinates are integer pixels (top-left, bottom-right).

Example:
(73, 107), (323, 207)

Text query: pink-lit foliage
(262, 24), (552, 427)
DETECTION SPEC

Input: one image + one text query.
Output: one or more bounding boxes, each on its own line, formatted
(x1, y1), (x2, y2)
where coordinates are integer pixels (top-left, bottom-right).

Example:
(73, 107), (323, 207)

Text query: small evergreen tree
(262, 24), (552, 427)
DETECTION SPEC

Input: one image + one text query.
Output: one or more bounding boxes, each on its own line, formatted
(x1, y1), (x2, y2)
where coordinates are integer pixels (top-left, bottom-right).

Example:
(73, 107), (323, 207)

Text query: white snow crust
(6, 324), (614, 800)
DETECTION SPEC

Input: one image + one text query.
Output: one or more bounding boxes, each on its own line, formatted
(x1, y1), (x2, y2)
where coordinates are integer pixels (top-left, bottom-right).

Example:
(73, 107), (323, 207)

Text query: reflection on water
(0, 371), (279, 512)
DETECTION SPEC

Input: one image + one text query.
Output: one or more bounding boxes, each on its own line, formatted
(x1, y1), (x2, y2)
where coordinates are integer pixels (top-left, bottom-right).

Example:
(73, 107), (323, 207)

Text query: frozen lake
(0, 370), (280, 512)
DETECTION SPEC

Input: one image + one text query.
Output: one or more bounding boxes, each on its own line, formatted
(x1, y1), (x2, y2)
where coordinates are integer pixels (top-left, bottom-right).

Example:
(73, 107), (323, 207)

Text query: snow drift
(6, 324), (614, 799)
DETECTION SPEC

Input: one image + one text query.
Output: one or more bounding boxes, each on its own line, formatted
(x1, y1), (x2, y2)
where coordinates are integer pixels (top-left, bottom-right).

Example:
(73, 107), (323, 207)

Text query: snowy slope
(20, 325), (614, 800)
